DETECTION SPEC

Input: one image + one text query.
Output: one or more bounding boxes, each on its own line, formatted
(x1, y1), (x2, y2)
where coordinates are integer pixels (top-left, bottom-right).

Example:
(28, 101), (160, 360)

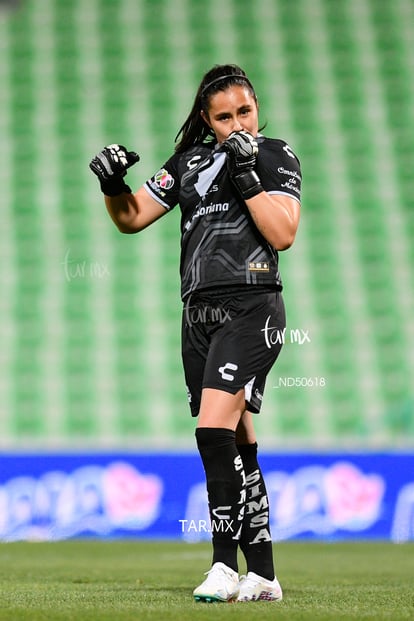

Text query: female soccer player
(90, 64), (301, 603)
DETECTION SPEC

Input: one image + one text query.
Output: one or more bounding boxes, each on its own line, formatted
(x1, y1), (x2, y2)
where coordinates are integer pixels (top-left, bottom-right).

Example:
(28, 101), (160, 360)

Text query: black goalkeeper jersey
(144, 135), (301, 300)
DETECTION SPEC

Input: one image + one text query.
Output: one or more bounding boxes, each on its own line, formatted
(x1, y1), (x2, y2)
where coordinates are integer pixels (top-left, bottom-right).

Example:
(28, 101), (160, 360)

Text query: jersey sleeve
(257, 139), (302, 203)
(143, 153), (180, 211)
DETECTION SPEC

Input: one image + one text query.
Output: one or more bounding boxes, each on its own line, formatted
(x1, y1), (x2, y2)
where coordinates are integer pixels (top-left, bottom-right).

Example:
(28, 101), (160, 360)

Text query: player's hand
(221, 131), (263, 200)
(89, 144), (140, 196)
(221, 130), (258, 171)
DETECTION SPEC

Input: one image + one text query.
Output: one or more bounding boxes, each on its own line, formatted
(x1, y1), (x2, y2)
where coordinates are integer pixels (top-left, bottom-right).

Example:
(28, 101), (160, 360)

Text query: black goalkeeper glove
(89, 144), (140, 196)
(221, 131), (263, 200)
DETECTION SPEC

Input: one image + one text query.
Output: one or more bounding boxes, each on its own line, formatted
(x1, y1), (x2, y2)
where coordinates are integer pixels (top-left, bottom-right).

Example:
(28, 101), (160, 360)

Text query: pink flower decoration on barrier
(325, 462), (384, 528)
(103, 462), (163, 528)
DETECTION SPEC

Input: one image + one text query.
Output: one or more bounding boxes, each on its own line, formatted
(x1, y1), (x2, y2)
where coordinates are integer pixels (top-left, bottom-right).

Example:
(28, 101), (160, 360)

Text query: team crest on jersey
(154, 168), (174, 190)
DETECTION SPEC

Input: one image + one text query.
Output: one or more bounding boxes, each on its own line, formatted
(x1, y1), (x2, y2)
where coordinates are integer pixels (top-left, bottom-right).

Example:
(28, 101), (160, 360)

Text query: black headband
(201, 74), (253, 96)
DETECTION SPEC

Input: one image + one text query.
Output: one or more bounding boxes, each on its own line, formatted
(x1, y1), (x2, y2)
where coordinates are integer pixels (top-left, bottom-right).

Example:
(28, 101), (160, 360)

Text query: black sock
(196, 427), (246, 573)
(237, 442), (275, 581)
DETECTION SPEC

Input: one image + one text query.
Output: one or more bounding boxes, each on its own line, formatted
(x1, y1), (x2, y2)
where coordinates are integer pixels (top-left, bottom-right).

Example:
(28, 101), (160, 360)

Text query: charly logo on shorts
(218, 362), (238, 381)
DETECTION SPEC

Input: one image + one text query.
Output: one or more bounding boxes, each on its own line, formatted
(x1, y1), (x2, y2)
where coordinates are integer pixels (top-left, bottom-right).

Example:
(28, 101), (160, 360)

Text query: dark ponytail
(174, 64), (257, 153)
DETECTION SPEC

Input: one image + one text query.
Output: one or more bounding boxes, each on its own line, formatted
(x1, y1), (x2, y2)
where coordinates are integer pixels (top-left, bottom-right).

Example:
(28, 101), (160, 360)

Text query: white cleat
(237, 571), (283, 602)
(193, 562), (239, 603)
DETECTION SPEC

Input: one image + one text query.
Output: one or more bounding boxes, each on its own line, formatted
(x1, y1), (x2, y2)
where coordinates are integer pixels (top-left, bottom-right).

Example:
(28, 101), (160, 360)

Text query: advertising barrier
(0, 453), (413, 542)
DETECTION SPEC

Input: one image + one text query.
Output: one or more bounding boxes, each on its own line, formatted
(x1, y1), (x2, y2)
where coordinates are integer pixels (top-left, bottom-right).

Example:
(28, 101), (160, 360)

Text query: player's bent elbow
(275, 241), (292, 251)
(113, 213), (142, 234)
(274, 231), (296, 251)
(118, 222), (140, 234)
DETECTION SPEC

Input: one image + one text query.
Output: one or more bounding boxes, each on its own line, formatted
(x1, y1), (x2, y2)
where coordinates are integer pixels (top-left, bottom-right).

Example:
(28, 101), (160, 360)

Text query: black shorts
(181, 287), (286, 417)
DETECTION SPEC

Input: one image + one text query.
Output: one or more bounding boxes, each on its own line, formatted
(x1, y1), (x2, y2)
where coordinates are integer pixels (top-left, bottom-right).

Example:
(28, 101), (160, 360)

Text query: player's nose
(231, 119), (243, 132)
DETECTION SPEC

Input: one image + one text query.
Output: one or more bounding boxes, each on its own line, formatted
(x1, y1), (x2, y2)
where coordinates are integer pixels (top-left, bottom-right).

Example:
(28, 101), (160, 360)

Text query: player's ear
(200, 110), (212, 128)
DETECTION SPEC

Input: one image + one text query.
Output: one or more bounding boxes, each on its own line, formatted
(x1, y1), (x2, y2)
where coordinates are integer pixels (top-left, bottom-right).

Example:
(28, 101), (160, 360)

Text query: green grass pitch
(0, 541), (413, 620)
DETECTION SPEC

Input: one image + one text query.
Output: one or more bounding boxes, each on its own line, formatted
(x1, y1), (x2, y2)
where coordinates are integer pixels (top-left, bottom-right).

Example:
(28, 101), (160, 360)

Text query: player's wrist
(232, 169), (263, 200)
(100, 177), (132, 196)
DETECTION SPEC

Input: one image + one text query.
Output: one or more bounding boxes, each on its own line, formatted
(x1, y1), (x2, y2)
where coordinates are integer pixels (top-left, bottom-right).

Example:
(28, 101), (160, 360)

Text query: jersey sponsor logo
(184, 202), (229, 231)
(277, 167), (301, 181)
(280, 181), (300, 195)
(218, 362), (238, 381)
(248, 261), (269, 272)
(154, 168), (174, 190)
(278, 166), (301, 196)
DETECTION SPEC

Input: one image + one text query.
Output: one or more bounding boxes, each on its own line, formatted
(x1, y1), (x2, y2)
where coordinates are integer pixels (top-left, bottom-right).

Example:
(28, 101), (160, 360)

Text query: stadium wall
(0, 452), (413, 542)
